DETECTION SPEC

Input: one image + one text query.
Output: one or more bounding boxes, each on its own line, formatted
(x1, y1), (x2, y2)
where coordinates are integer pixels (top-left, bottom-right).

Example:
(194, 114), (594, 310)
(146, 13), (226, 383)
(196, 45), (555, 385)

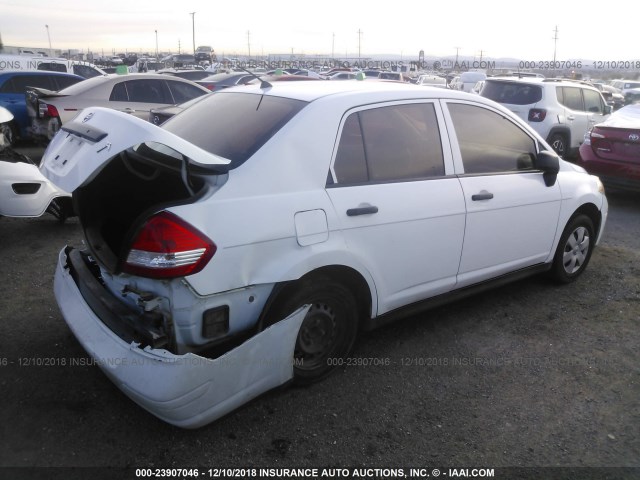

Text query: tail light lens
(123, 211), (216, 279)
(528, 109), (547, 122)
(38, 102), (59, 118)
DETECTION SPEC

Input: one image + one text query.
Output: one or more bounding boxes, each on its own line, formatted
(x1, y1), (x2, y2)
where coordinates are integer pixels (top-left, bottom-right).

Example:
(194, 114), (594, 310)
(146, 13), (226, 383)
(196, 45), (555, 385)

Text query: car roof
(58, 73), (208, 94)
(218, 79), (492, 104)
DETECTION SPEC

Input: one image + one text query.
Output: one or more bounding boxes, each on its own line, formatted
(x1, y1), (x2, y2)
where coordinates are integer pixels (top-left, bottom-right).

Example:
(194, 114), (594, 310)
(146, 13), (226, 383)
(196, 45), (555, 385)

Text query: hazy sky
(1, 0), (638, 62)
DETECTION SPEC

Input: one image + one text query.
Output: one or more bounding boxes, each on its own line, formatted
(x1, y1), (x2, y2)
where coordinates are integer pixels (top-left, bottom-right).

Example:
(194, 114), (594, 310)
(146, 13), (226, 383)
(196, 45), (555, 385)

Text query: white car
(0, 106), (72, 221)
(43, 81), (608, 428)
(480, 77), (612, 157)
(26, 73), (211, 141)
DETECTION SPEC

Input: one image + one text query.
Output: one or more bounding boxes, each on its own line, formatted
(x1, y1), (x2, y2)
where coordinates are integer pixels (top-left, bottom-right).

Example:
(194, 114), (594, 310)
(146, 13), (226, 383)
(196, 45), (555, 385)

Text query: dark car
(195, 72), (254, 91)
(0, 71), (84, 144)
(592, 83), (625, 110)
(577, 104), (640, 191)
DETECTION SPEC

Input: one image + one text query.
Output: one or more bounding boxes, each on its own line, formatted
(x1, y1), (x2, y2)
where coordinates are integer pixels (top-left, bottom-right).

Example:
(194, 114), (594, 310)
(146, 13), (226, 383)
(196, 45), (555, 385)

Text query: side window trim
(441, 99), (541, 176)
(328, 99), (454, 186)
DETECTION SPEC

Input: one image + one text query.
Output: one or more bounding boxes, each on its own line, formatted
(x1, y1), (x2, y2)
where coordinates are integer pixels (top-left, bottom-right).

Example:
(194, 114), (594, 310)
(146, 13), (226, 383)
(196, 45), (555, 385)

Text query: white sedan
(26, 73), (211, 142)
(42, 81), (607, 427)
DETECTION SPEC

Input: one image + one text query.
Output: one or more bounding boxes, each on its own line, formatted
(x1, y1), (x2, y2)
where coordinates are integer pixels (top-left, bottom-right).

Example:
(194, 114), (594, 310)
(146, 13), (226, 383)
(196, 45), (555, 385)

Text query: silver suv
(480, 77), (611, 157)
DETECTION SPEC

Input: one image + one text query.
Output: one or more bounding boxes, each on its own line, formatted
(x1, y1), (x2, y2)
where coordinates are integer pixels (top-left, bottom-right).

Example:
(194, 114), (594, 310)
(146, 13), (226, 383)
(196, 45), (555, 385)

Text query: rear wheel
(264, 276), (359, 384)
(548, 133), (568, 157)
(551, 214), (595, 283)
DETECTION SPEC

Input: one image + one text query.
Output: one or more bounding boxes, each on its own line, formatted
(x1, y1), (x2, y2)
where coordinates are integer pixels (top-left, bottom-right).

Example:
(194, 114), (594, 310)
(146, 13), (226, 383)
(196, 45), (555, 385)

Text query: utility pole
(332, 33), (335, 59)
(357, 29), (362, 59)
(45, 25), (52, 57)
(454, 46), (460, 66)
(190, 12), (196, 57)
(247, 30), (251, 58)
(155, 30), (158, 61)
(552, 26), (559, 64)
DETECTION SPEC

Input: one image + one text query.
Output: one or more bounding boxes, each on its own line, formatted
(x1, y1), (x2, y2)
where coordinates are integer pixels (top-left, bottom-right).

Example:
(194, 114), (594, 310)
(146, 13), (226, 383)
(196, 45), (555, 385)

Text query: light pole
(155, 29), (158, 60)
(45, 24), (52, 57)
(190, 12), (196, 58)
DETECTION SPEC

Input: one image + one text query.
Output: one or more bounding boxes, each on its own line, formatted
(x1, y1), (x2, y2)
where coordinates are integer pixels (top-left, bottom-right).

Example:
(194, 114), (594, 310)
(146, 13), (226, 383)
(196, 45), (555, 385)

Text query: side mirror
(535, 150), (560, 187)
(604, 104), (613, 115)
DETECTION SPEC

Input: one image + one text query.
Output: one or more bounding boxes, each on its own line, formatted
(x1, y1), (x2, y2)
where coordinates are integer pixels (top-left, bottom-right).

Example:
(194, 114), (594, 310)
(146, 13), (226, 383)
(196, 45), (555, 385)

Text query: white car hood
(41, 106), (230, 193)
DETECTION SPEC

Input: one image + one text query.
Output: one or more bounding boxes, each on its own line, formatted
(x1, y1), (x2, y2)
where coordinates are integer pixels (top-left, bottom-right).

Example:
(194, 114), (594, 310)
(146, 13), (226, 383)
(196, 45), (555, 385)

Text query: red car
(577, 104), (640, 191)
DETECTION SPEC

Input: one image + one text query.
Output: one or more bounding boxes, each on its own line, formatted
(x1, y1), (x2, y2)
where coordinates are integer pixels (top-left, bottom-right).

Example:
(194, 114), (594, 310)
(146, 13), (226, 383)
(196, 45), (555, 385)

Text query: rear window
(162, 92), (307, 167)
(480, 81), (542, 105)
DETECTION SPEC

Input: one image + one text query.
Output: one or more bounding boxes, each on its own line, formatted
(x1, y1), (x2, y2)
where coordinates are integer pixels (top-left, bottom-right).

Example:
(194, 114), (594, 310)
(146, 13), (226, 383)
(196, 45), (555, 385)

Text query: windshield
(480, 81), (543, 105)
(162, 92), (307, 168)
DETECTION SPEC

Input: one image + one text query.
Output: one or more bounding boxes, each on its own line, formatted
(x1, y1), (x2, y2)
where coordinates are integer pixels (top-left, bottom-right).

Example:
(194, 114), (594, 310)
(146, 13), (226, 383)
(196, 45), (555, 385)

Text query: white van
(459, 71), (487, 92)
(0, 55), (106, 79)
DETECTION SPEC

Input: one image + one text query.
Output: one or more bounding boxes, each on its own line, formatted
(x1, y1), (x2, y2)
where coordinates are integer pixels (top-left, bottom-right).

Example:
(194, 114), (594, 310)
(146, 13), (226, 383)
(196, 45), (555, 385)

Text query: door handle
(123, 108), (136, 114)
(471, 192), (494, 201)
(567, 115), (575, 121)
(347, 205), (379, 216)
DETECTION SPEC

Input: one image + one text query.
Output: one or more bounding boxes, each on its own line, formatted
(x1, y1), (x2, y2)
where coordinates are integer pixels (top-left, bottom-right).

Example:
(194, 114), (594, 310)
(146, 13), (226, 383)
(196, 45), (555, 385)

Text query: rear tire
(550, 214), (595, 283)
(548, 133), (568, 157)
(264, 276), (359, 384)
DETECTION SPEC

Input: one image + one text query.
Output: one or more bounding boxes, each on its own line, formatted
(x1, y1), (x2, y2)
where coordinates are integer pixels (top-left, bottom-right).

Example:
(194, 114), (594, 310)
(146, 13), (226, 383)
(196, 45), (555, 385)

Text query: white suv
(480, 77), (612, 157)
(43, 81), (608, 427)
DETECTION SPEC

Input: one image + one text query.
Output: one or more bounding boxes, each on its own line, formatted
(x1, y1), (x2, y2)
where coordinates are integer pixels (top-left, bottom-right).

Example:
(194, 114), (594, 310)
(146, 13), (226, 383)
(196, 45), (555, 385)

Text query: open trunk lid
(41, 106), (231, 193)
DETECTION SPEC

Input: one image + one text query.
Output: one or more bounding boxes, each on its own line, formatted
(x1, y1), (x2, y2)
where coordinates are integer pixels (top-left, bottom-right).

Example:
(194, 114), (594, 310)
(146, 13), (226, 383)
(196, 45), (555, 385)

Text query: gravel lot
(1, 145), (638, 479)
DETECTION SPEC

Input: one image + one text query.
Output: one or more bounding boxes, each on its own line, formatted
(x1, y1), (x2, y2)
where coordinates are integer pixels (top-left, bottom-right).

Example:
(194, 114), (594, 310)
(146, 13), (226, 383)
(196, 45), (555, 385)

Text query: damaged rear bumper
(54, 247), (306, 429)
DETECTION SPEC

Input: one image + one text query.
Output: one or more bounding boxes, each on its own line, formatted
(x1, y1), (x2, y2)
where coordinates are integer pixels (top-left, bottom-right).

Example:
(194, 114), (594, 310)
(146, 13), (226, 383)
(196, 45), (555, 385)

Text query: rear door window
(332, 103), (445, 184)
(557, 87), (584, 111)
(124, 79), (172, 103)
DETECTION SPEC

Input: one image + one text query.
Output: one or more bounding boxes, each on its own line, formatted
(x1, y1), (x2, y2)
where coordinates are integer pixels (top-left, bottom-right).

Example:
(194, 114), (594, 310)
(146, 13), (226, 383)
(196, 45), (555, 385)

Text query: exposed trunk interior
(74, 144), (211, 273)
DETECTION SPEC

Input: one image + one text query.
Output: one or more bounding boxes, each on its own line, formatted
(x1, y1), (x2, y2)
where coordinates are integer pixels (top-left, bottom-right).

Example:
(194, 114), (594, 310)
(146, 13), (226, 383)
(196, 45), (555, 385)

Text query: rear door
(108, 78), (176, 119)
(442, 100), (561, 287)
(325, 101), (466, 315)
(556, 86), (589, 149)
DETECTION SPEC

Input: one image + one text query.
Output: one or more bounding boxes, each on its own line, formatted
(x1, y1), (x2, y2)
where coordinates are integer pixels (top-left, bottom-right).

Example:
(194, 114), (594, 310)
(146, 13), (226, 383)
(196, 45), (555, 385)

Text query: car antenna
(238, 66), (272, 89)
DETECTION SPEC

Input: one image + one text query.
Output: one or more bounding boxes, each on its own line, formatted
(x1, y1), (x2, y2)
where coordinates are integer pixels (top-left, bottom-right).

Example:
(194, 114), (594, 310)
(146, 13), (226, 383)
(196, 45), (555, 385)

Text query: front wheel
(550, 214), (595, 283)
(264, 276), (359, 384)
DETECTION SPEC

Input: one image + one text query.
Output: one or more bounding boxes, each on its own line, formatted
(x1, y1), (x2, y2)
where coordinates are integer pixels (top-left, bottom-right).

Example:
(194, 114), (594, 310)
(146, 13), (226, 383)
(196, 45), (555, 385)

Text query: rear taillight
(123, 211), (216, 279)
(38, 102), (59, 118)
(528, 109), (546, 122)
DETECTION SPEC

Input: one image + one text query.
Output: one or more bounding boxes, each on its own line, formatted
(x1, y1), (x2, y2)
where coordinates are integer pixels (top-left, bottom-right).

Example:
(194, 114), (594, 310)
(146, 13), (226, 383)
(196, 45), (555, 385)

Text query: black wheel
(547, 133), (568, 157)
(264, 275), (359, 384)
(550, 214), (595, 283)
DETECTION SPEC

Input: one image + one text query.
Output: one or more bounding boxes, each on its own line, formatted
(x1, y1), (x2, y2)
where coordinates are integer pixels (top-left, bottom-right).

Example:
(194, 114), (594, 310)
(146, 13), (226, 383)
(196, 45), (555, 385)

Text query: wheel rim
(551, 137), (565, 156)
(295, 302), (338, 370)
(562, 226), (590, 274)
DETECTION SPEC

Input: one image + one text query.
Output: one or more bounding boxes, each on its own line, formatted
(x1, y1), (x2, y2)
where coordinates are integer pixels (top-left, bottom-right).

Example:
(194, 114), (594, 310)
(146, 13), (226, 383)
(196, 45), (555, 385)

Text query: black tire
(550, 214), (595, 283)
(264, 275), (359, 384)
(547, 133), (568, 157)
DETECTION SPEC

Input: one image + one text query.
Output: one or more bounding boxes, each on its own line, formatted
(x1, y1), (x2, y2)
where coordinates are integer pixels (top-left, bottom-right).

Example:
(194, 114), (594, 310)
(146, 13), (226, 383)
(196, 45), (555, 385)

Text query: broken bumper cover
(54, 247), (306, 429)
